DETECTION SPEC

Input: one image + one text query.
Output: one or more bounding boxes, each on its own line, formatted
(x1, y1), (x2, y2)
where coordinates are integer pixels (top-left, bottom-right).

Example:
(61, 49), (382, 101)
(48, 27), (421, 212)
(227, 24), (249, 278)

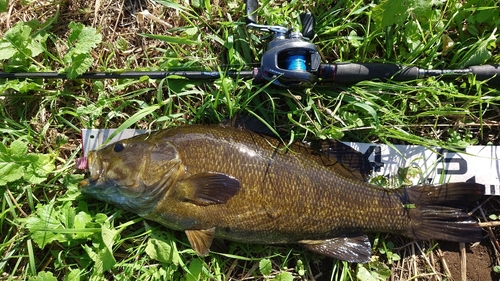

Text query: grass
(1, 0), (500, 280)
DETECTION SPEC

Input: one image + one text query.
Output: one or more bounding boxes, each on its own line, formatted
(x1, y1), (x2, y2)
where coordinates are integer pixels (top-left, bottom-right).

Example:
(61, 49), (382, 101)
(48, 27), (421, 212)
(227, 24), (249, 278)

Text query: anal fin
(185, 228), (216, 256)
(299, 234), (372, 263)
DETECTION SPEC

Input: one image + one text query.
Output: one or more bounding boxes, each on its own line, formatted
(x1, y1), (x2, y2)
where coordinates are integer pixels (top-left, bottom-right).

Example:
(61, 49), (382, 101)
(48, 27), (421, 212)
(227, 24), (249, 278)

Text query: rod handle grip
(469, 65), (500, 85)
(318, 63), (420, 84)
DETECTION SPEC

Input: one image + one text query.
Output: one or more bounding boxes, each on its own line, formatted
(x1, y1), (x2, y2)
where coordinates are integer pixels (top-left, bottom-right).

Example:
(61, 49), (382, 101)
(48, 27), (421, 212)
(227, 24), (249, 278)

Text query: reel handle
(300, 12), (315, 40)
(245, 0), (258, 24)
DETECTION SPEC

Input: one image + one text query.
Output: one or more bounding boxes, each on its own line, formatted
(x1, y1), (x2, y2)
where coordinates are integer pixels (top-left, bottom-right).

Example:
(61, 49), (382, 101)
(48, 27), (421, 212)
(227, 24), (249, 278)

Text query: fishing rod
(1, 0), (499, 88)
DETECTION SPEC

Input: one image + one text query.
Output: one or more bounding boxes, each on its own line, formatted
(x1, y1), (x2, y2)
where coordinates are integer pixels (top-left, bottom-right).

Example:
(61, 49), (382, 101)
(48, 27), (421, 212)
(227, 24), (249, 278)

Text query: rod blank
(0, 70), (255, 80)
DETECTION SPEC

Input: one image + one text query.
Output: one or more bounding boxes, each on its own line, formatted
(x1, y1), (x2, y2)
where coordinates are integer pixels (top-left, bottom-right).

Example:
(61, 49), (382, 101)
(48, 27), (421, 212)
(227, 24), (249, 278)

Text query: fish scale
(79, 124), (484, 263)
(156, 127), (392, 234)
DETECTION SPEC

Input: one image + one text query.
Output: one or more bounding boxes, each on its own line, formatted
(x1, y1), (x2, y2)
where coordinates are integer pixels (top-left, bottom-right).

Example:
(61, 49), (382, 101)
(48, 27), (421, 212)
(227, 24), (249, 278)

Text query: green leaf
(352, 101), (379, 127)
(64, 53), (93, 79)
(295, 259), (305, 276)
(411, 0), (432, 20)
(68, 22), (102, 54)
(23, 203), (67, 248)
(73, 212), (94, 238)
(83, 224), (117, 275)
(191, 0), (201, 8)
(62, 22), (101, 78)
(145, 227), (180, 265)
(259, 259), (272, 276)
(4, 22), (31, 49)
(100, 223), (118, 271)
(357, 262), (392, 281)
(474, 8), (499, 23)
(0, 79), (42, 93)
(0, 41), (17, 60)
(372, 0), (432, 28)
(185, 259), (203, 281)
(457, 29), (497, 68)
(274, 272), (294, 281)
(2, 22), (44, 61)
(59, 201), (76, 229)
(24, 153), (55, 184)
(83, 245), (104, 275)
(146, 238), (173, 264)
(0, 138), (55, 185)
(28, 271), (58, 281)
(0, 0), (8, 13)
(372, 0), (407, 28)
(357, 266), (377, 281)
(65, 269), (83, 281)
(10, 139), (28, 155)
(0, 160), (24, 185)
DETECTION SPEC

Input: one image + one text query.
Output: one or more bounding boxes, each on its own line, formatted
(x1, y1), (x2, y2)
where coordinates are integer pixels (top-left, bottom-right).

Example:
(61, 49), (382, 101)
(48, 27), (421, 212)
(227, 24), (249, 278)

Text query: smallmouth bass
(79, 124), (484, 263)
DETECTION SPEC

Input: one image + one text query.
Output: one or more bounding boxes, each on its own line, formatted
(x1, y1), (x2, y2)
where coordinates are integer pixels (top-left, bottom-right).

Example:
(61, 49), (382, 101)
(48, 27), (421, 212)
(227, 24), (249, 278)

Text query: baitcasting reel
(245, 0), (321, 87)
(244, 0), (500, 88)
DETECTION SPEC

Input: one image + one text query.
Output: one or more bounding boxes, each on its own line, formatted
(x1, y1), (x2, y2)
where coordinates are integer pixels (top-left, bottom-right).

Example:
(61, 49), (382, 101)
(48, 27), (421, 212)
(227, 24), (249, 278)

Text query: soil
(389, 196), (500, 281)
(440, 241), (498, 281)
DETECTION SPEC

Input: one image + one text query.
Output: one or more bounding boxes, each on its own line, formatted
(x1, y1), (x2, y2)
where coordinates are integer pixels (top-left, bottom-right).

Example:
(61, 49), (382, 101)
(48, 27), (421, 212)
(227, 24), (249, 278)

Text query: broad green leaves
(259, 258), (272, 275)
(145, 230), (181, 265)
(28, 271), (58, 281)
(64, 22), (102, 79)
(22, 201), (96, 248)
(0, 21), (46, 71)
(0, 139), (55, 186)
(83, 222), (118, 274)
(372, 0), (432, 29)
(21, 201), (122, 279)
(357, 262), (392, 281)
(456, 29), (497, 68)
(0, 21), (101, 78)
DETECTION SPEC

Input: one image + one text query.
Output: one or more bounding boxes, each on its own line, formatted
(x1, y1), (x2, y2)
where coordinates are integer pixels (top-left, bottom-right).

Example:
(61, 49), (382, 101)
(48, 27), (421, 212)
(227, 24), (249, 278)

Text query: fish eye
(114, 142), (125, 153)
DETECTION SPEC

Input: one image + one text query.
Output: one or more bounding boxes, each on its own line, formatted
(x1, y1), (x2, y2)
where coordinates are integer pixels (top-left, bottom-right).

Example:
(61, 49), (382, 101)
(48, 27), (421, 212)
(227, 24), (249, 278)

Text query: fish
(78, 123), (484, 263)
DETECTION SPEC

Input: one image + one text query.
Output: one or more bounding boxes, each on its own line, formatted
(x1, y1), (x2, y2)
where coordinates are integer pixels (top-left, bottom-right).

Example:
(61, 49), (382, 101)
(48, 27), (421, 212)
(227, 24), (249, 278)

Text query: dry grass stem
(6, 186), (28, 218)
(436, 247), (452, 279)
(459, 243), (466, 281)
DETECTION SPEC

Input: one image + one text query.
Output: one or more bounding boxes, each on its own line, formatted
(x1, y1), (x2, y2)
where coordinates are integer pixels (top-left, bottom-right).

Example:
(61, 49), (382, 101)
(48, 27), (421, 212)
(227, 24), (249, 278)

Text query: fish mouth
(78, 151), (102, 189)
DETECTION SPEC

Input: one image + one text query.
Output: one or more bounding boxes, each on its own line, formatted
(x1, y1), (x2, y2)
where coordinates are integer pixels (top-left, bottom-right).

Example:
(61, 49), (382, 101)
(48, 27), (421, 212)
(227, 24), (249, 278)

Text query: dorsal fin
(222, 113), (372, 181)
(220, 114), (277, 136)
(309, 140), (372, 181)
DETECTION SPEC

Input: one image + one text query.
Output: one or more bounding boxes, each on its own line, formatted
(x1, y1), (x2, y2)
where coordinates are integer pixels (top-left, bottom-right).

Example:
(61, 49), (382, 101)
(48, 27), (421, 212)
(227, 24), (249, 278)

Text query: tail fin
(405, 183), (484, 242)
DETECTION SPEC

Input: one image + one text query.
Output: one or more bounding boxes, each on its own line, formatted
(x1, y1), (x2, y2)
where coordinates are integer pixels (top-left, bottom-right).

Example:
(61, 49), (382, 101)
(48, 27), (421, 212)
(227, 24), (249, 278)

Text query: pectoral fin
(185, 228), (215, 256)
(177, 173), (240, 206)
(299, 234), (372, 263)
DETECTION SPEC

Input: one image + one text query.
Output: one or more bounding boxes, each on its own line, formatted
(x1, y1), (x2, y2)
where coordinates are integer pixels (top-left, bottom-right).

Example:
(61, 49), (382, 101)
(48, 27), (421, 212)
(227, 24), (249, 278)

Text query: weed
(1, 0), (499, 280)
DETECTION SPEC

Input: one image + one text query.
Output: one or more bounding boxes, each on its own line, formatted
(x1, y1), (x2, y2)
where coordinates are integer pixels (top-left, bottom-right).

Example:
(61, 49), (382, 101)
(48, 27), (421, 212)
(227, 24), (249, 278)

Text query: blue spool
(285, 54), (307, 71)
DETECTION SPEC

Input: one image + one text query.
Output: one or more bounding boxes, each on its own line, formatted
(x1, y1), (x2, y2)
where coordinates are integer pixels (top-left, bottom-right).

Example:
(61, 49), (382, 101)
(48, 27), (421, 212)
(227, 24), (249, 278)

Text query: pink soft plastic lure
(76, 157), (88, 170)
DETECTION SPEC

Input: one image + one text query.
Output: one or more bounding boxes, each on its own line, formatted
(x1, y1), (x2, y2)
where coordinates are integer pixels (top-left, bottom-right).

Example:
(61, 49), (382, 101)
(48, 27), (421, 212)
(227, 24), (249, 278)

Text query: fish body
(79, 124), (484, 262)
